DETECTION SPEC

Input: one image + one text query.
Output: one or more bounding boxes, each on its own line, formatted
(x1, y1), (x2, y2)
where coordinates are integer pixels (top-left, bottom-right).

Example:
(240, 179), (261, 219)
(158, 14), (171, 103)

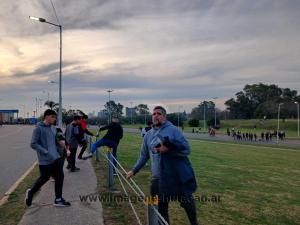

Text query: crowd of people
(227, 128), (286, 142)
(25, 106), (199, 225)
(25, 109), (124, 207)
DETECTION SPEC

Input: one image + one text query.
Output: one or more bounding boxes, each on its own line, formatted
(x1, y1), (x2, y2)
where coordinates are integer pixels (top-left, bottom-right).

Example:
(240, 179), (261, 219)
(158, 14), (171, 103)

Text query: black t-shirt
(100, 122), (123, 144)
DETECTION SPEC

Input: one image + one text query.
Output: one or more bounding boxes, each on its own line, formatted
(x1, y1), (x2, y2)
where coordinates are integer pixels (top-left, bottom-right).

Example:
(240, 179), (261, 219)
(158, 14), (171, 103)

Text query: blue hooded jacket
(30, 122), (61, 165)
(132, 121), (197, 196)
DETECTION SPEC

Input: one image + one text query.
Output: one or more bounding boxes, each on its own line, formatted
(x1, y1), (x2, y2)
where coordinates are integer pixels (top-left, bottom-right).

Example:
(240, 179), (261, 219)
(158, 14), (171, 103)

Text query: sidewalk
(18, 158), (104, 225)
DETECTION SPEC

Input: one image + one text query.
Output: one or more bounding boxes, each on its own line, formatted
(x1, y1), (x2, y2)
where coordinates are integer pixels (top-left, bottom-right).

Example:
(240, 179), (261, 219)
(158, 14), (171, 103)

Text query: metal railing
(87, 135), (169, 225)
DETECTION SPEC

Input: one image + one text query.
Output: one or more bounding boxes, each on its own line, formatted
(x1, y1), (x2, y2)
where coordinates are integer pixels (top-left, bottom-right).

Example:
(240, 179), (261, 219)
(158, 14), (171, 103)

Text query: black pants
(150, 179), (199, 225)
(68, 147), (78, 169)
(78, 140), (87, 158)
(30, 158), (64, 199)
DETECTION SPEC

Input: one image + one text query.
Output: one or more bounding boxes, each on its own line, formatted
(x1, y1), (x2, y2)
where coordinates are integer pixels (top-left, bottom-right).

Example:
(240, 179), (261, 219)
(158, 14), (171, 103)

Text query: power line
(49, 0), (60, 25)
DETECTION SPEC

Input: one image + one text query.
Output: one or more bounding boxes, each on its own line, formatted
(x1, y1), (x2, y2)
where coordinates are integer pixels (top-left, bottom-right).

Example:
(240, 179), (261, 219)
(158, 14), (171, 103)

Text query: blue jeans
(91, 139), (118, 169)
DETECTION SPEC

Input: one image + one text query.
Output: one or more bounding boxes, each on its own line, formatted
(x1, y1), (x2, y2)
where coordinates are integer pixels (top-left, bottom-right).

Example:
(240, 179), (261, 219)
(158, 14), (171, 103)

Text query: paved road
(0, 125), (36, 199)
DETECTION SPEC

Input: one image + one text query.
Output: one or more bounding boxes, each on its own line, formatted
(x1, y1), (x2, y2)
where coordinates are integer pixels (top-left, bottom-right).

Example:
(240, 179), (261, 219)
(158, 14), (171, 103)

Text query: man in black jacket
(84, 117), (123, 169)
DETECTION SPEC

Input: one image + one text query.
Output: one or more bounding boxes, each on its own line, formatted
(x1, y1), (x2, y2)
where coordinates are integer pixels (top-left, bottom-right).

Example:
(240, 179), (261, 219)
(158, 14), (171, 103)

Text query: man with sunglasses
(25, 109), (71, 207)
(127, 106), (198, 225)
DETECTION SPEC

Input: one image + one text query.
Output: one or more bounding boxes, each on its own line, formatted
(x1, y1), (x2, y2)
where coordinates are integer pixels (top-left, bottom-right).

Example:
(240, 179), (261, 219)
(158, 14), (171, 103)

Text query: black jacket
(100, 122), (123, 144)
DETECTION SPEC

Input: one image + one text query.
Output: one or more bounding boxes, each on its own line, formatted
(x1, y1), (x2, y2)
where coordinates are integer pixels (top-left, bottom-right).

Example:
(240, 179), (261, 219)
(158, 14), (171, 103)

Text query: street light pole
(19, 104), (26, 118)
(177, 105), (182, 127)
(29, 16), (63, 128)
(130, 101), (134, 124)
(277, 103), (283, 143)
(295, 101), (299, 137)
(212, 97), (217, 128)
(203, 102), (206, 131)
(107, 89), (113, 123)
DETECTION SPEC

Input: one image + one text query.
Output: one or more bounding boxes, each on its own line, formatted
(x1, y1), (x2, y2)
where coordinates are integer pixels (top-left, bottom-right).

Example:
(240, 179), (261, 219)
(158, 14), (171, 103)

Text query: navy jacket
(132, 121), (197, 196)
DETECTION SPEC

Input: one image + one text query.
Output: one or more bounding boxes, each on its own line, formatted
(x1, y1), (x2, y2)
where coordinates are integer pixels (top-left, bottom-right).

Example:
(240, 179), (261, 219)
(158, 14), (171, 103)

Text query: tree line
(43, 83), (300, 126)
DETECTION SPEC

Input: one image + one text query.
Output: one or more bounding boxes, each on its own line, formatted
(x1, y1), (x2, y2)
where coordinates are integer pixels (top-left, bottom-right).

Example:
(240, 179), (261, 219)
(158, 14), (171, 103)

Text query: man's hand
(127, 170), (134, 179)
(156, 144), (169, 154)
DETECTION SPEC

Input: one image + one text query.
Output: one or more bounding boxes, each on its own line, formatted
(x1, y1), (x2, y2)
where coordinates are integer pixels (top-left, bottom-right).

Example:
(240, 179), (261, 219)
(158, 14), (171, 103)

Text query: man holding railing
(127, 106), (199, 225)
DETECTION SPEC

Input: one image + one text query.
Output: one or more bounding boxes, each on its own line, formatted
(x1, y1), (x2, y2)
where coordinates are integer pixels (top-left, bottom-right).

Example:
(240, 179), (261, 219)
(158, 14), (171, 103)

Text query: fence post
(95, 135), (100, 162)
(147, 205), (158, 225)
(88, 136), (92, 152)
(107, 147), (114, 190)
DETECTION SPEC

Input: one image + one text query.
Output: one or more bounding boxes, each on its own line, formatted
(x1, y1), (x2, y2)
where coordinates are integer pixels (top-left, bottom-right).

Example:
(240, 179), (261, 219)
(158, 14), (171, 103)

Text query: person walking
(65, 115), (81, 172)
(77, 115), (95, 159)
(25, 109), (71, 207)
(141, 121), (153, 137)
(127, 106), (198, 225)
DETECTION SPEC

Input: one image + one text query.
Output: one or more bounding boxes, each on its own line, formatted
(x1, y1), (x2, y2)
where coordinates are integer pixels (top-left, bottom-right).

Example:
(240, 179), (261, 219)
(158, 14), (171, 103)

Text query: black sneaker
(53, 198), (71, 207)
(82, 153), (93, 160)
(25, 189), (33, 207)
(70, 167), (80, 172)
(66, 164), (71, 170)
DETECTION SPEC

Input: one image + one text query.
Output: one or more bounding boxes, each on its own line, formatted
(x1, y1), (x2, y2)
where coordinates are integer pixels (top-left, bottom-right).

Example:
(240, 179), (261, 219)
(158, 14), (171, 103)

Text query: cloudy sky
(0, 0), (300, 116)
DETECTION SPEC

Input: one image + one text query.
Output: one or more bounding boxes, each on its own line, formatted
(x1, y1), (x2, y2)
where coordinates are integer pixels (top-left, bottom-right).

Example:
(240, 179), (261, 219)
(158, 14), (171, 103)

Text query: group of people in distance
(25, 106), (199, 225)
(227, 128), (286, 142)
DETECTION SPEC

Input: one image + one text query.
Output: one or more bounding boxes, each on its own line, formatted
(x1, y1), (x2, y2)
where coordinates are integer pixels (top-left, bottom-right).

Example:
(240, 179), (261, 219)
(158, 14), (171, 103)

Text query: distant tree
(44, 101), (59, 111)
(188, 119), (199, 127)
(105, 101), (123, 118)
(206, 117), (220, 128)
(166, 113), (184, 126)
(225, 83), (300, 119)
(190, 101), (215, 120)
(135, 104), (150, 116)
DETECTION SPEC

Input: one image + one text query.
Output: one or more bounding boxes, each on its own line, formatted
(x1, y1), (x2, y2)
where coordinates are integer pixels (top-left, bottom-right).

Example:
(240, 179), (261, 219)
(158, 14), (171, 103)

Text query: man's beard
(153, 120), (162, 127)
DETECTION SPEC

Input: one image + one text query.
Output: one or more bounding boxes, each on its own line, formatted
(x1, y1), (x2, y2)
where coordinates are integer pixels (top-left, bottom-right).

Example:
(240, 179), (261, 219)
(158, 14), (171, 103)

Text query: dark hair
(73, 115), (81, 121)
(44, 109), (57, 118)
(82, 115), (88, 119)
(153, 106), (167, 115)
(56, 127), (63, 133)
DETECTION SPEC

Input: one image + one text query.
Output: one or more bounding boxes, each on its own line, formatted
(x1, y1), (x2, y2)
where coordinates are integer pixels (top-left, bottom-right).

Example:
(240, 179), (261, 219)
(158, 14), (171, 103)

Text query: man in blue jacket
(25, 109), (70, 207)
(127, 106), (198, 225)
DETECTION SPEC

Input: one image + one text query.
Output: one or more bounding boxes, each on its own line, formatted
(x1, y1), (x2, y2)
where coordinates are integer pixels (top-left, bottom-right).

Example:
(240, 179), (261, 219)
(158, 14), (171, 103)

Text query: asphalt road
(0, 125), (36, 199)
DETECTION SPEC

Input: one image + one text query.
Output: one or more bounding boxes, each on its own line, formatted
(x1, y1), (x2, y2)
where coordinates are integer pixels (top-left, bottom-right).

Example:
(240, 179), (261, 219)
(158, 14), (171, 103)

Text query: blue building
(0, 109), (19, 124)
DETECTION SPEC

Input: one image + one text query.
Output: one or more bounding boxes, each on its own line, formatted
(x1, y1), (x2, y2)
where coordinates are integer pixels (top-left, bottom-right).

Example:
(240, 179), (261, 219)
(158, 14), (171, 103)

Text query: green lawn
(0, 165), (39, 225)
(93, 133), (300, 225)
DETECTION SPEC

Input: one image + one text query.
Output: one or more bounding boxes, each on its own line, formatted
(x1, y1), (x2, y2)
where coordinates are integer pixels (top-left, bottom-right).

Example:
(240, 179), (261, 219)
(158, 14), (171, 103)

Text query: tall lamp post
(107, 89), (113, 123)
(277, 103), (283, 143)
(203, 101), (206, 131)
(295, 101), (299, 137)
(19, 104), (26, 118)
(177, 105), (183, 127)
(29, 16), (62, 128)
(130, 101), (134, 124)
(212, 97), (218, 128)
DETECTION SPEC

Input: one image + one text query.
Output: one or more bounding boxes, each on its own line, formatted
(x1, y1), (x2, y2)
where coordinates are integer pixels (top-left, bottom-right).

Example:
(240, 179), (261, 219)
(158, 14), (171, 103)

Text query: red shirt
(80, 119), (87, 130)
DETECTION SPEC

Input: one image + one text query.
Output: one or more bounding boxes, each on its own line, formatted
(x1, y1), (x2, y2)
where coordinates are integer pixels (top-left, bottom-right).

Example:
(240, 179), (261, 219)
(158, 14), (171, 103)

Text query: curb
(0, 161), (37, 206)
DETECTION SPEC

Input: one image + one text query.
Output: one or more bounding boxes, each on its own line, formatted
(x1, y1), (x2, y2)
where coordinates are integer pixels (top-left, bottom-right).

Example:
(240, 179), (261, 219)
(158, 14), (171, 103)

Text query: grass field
(93, 133), (300, 225)
(0, 165), (39, 225)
